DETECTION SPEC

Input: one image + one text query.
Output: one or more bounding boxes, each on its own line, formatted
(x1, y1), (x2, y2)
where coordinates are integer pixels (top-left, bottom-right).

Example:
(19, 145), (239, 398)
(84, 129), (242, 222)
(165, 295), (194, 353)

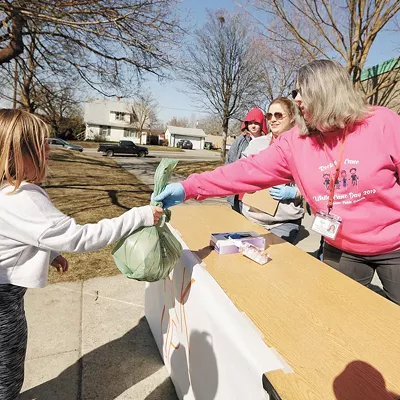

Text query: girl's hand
(151, 206), (164, 224)
(51, 255), (69, 273)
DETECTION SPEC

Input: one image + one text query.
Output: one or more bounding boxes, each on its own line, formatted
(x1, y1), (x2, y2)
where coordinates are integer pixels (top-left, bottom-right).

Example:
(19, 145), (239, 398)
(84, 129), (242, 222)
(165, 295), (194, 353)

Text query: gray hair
(296, 60), (370, 135)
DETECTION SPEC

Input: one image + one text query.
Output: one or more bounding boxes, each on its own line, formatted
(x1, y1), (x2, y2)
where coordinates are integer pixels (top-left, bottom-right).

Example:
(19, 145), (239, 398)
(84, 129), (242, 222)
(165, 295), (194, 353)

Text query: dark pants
(0, 284), (28, 399)
(323, 242), (400, 305)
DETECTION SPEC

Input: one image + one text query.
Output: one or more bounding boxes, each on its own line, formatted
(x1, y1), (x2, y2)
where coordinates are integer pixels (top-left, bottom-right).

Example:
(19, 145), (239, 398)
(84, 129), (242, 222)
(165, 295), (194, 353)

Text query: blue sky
(145, 0), (400, 125)
(1, 1), (398, 121)
(145, 0), (239, 125)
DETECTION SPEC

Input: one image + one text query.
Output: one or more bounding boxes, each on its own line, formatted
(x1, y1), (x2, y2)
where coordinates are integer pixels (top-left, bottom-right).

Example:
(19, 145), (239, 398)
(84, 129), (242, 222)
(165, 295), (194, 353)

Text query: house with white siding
(165, 126), (206, 150)
(84, 99), (148, 144)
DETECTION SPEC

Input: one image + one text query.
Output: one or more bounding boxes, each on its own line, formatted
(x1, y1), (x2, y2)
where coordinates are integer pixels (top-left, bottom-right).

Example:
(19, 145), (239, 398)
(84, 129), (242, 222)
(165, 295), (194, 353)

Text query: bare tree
(36, 83), (83, 137)
(129, 90), (159, 134)
(167, 116), (190, 127)
(255, 34), (314, 103)
(198, 114), (223, 136)
(0, 31), (82, 121)
(0, 32), (83, 136)
(0, 34), (48, 112)
(198, 113), (243, 137)
(249, 0), (400, 100)
(0, 0), (183, 95)
(178, 9), (266, 161)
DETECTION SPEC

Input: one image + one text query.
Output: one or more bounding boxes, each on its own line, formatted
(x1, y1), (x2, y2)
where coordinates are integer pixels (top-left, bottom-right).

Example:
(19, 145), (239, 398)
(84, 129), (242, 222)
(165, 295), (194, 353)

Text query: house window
(110, 111), (128, 122)
(124, 129), (138, 138)
(101, 126), (110, 136)
(114, 112), (125, 121)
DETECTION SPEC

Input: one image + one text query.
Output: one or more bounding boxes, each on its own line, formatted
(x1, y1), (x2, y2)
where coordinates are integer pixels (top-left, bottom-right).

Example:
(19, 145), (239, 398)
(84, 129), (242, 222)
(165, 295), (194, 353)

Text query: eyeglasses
(265, 112), (287, 121)
(291, 89), (300, 99)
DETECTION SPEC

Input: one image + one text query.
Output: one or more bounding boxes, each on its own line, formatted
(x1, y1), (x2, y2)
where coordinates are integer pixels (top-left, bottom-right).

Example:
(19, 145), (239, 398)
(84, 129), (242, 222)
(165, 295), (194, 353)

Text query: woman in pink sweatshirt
(155, 60), (400, 305)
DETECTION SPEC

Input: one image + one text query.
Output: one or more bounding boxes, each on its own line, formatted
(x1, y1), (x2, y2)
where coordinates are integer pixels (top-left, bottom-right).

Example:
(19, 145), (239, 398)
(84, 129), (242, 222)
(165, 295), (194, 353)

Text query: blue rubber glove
(153, 183), (185, 209)
(269, 185), (297, 201)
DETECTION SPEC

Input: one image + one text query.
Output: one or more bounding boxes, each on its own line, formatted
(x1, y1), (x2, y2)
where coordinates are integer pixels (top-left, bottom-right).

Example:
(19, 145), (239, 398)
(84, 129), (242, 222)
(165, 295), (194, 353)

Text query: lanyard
(319, 130), (347, 214)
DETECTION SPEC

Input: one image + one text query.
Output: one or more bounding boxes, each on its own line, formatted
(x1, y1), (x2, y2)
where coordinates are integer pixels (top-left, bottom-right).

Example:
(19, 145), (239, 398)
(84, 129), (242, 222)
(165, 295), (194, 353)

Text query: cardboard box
(242, 189), (280, 216)
(210, 231), (266, 254)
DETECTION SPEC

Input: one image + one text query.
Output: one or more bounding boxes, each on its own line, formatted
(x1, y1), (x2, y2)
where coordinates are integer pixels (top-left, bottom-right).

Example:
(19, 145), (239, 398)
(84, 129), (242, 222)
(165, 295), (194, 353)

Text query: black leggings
(323, 243), (400, 305)
(0, 284), (28, 399)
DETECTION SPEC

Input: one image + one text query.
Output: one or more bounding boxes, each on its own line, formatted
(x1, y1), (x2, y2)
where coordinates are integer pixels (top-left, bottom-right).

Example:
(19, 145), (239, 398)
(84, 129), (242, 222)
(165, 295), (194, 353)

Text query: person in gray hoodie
(226, 107), (268, 213)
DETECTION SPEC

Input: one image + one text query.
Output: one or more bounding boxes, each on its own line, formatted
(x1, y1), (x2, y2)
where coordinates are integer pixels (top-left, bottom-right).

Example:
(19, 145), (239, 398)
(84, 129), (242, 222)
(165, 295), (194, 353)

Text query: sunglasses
(291, 89), (300, 99)
(265, 112), (287, 121)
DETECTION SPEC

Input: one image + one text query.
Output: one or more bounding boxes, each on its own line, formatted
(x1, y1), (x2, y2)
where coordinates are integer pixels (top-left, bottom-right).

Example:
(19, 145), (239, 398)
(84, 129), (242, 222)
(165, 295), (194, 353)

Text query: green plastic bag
(112, 158), (183, 282)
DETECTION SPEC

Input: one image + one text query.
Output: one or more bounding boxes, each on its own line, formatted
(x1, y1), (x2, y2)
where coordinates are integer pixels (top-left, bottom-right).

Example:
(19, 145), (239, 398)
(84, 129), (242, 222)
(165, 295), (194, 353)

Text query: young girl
(0, 109), (163, 398)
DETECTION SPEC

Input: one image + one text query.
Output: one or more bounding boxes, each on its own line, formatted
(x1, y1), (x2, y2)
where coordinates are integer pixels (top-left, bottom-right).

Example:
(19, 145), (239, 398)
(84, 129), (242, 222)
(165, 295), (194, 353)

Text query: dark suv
(176, 140), (193, 149)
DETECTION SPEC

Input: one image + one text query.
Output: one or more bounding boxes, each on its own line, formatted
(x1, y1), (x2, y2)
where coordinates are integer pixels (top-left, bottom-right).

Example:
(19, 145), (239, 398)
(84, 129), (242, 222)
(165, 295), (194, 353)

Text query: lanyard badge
(311, 130), (346, 239)
(312, 211), (342, 239)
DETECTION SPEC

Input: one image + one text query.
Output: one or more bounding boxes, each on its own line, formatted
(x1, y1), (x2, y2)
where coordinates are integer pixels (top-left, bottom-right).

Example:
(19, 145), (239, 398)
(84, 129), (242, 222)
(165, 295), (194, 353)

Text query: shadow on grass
(42, 184), (152, 212)
(50, 152), (122, 169)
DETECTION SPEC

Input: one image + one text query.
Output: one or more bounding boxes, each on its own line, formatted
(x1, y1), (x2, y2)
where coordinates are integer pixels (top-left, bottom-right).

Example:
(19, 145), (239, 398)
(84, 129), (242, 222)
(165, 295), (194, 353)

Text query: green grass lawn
(44, 148), (152, 284)
(174, 160), (223, 178)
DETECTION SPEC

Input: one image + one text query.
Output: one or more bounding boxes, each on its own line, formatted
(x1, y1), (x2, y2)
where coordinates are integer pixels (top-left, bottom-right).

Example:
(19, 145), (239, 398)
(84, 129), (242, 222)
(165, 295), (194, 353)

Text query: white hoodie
(0, 183), (153, 288)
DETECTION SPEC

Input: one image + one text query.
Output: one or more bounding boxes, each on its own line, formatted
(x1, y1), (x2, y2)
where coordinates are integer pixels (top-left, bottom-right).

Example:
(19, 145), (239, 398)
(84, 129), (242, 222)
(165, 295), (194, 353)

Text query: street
(83, 148), (221, 162)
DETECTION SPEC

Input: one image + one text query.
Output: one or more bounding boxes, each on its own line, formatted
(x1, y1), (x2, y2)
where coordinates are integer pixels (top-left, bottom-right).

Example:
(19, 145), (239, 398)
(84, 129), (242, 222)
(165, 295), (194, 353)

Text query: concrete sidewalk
(21, 277), (178, 400)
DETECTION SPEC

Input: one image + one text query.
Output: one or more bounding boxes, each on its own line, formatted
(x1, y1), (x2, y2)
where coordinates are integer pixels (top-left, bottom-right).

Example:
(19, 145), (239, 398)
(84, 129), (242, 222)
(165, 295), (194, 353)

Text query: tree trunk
(20, 80), (34, 113)
(0, 13), (24, 65)
(12, 59), (18, 108)
(220, 117), (229, 163)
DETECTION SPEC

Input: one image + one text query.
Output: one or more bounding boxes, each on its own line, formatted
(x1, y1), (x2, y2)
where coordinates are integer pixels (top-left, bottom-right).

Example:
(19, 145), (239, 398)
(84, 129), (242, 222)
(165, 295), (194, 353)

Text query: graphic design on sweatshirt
(313, 158), (376, 206)
(320, 159), (360, 192)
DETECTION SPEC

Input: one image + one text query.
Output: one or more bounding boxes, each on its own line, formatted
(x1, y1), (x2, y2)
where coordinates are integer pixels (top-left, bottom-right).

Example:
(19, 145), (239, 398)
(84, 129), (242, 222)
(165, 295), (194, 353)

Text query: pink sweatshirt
(182, 107), (400, 255)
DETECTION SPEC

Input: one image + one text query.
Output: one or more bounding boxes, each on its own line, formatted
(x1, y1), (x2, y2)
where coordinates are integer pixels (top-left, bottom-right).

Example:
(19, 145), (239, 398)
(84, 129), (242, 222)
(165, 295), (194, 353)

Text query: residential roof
(166, 126), (206, 138)
(360, 57), (400, 81)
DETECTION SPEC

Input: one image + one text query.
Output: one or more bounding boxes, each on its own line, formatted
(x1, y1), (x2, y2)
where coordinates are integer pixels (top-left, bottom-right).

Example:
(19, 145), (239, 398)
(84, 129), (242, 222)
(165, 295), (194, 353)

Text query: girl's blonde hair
(296, 60), (370, 135)
(0, 109), (49, 190)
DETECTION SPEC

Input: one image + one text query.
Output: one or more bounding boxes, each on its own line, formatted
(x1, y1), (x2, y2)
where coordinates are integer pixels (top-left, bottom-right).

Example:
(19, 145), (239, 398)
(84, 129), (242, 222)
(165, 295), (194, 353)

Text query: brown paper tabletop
(170, 204), (400, 400)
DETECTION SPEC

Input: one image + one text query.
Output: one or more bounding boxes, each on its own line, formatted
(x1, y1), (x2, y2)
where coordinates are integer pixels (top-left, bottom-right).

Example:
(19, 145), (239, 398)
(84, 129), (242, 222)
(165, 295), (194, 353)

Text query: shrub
(93, 134), (107, 142)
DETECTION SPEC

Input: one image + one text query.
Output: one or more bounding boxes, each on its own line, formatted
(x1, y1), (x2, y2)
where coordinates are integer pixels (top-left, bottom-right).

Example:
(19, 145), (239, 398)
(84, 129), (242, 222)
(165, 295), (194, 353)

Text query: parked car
(176, 140), (193, 150)
(97, 140), (149, 157)
(204, 141), (215, 150)
(47, 138), (83, 152)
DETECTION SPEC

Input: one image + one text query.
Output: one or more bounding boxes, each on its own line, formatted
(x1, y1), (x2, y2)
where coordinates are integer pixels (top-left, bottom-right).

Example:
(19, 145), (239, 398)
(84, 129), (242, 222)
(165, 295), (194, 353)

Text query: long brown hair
(0, 109), (49, 191)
